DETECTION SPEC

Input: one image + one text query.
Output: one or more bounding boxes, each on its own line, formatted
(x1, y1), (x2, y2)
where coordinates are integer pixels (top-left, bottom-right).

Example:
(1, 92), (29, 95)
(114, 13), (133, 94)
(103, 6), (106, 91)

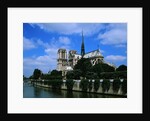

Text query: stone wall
(61, 79), (126, 96)
(32, 79), (127, 97)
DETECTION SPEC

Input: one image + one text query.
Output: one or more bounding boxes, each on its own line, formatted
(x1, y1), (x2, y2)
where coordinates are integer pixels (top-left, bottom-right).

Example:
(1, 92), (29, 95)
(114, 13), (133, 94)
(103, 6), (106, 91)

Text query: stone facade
(57, 49), (67, 71)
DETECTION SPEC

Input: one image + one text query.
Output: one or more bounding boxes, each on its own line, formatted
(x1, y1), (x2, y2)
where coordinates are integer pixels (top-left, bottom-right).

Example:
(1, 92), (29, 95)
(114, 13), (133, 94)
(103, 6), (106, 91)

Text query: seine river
(23, 82), (122, 98)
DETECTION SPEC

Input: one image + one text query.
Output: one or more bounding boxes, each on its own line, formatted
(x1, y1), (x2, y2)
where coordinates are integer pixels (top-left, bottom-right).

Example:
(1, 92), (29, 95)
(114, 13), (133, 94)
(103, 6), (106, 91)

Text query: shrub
(116, 65), (127, 72)
(122, 79), (127, 94)
(88, 80), (93, 92)
(66, 71), (75, 79)
(47, 80), (63, 90)
(74, 69), (82, 79)
(44, 81), (48, 85)
(113, 79), (121, 93)
(66, 79), (75, 91)
(94, 79), (100, 92)
(86, 72), (98, 79)
(102, 79), (110, 92)
(80, 79), (89, 92)
(100, 71), (127, 79)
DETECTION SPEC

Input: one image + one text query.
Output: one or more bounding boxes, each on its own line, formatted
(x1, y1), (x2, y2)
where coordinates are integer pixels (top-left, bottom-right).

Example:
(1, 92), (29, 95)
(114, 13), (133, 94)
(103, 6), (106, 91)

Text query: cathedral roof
(69, 49), (103, 59)
(84, 49), (103, 58)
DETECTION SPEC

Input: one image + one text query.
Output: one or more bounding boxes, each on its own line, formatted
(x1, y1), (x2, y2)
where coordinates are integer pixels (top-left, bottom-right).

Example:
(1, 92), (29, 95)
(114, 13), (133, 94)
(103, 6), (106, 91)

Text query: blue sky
(23, 23), (127, 77)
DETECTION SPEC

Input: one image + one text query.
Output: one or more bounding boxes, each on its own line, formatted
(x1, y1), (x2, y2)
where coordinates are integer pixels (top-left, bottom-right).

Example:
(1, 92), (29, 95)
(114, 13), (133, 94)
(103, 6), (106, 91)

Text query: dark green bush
(122, 79), (127, 94)
(47, 80), (63, 90)
(88, 80), (93, 92)
(66, 79), (75, 91)
(66, 71), (75, 79)
(116, 65), (127, 71)
(94, 79), (100, 92)
(80, 79), (89, 92)
(86, 72), (98, 79)
(113, 79), (121, 93)
(102, 79), (110, 92)
(100, 71), (127, 79)
(44, 81), (48, 85)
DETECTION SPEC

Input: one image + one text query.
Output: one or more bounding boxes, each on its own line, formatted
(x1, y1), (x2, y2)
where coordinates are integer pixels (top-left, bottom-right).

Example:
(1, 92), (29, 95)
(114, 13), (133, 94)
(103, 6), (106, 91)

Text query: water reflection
(23, 83), (122, 98)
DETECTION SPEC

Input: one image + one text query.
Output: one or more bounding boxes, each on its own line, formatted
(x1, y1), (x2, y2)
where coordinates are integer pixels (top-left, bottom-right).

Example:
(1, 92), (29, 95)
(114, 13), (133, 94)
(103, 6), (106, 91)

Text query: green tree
(86, 72), (98, 79)
(51, 70), (62, 76)
(66, 71), (75, 79)
(66, 80), (75, 91)
(74, 58), (92, 77)
(41, 73), (51, 79)
(102, 79), (110, 92)
(94, 79), (100, 92)
(113, 79), (121, 93)
(80, 79), (89, 92)
(92, 63), (104, 77)
(29, 75), (34, 79)
(23, 75), (27, 80)
(101, 63), (115, 72)
(50, 70), (62, 79)
(74, 69), (82, 79)
(48, 80), (63, 90)
(122, 79), (127, 94)
(88, 80), (93, 92)
(116, 65), (127, 72)
(33, 69), (42, 79)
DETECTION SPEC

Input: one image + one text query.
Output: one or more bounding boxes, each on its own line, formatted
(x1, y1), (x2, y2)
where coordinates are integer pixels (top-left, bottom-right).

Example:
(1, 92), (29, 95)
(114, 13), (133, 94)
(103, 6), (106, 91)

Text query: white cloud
(30, 23), (105, 36)
(99, 49), (105, 54)
(58, 37), (70, 45)
(98, 23), (127, 45)
(37, 39), (49, 48)
(115, 44), (126, 48)
(24, 36), (71, 77)
(105, 55), (126, 62)
(23, 37), (36, 50)
(23, 56), (54, 77)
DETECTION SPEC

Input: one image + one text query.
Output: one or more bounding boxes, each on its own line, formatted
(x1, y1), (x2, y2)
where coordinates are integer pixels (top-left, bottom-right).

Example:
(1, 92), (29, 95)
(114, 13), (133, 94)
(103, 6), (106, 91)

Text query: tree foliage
(66, 79), (75, 91)
(33, 69), (42, 79)
(122, 79), (127, 94)
(88, 80), (93, 92)
(100, 71), (127, 79)
(41, 70), (62, 79)
(86, 72), (98, 79)
(66, 71), (75, 79)
(79, 79), (89, 92)
(47, 80), (63, 90)
(23, 75), (27, 80)
(102, 79), (110, 92)
(101, 63), (115, 72)
(113, 79), (121, 93)
(51, 70), (62, 76)
(94, 79), (100, 92)
(73, 69), (82, 79)
(116, 65), (127, 72)
(74, 58), (92, 77)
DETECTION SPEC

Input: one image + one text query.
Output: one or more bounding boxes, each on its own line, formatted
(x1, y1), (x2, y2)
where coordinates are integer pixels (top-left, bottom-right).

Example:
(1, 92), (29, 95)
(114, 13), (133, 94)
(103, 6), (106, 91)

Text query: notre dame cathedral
(57, 31), (114, 76)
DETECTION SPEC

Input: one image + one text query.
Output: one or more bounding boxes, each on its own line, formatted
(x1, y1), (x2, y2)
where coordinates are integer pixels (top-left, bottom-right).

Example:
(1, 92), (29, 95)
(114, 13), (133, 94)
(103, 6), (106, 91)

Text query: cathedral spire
(81, 30), (85, 58)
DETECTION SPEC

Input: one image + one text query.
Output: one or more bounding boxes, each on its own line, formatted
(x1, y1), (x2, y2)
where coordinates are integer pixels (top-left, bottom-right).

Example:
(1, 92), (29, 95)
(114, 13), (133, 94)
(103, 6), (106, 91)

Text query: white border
(8, 8), (142, 113)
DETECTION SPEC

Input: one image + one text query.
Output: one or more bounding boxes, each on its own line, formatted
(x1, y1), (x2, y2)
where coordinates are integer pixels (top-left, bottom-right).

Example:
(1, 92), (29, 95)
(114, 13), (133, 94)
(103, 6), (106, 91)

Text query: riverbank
(30, 80), (127, 97)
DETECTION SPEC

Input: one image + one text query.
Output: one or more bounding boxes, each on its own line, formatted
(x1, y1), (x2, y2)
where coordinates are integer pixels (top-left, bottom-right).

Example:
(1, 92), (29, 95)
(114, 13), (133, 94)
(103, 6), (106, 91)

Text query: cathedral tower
(57, 49), (67, 71)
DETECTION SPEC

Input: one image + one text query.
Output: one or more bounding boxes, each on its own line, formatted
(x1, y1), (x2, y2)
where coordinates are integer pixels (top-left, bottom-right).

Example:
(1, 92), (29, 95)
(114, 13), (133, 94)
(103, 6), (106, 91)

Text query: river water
(23, 82), (122, 98)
